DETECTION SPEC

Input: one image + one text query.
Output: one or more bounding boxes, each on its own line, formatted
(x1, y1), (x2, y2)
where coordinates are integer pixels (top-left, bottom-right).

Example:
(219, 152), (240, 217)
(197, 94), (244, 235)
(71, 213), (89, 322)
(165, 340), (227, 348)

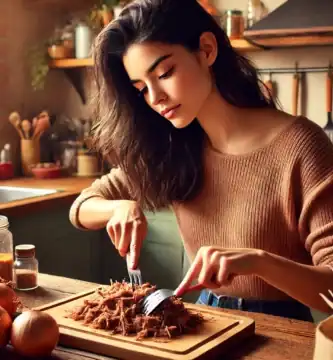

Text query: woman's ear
(199, 32), (218, 67)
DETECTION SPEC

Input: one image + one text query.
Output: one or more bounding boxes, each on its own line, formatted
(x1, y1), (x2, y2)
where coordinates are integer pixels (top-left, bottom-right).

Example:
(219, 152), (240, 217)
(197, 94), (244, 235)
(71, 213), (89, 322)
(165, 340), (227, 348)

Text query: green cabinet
(100, 209), (185, 289)
(7, 206), (197, 302)
(8, 205), (103, 283)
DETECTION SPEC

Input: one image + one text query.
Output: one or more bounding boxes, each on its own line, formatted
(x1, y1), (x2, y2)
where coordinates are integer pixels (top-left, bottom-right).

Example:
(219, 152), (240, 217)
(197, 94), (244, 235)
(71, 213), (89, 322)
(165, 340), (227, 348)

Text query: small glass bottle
(223, 10), (245, 40)
(75, 22), (92, 59)
(13, 244), (38, 291)
(0, 215), (13, 282)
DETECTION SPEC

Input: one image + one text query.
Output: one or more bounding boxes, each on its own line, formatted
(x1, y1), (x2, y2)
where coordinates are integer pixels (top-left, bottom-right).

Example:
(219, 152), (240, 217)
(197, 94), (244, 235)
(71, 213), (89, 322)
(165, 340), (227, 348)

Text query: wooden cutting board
(35, 287), (255, 360)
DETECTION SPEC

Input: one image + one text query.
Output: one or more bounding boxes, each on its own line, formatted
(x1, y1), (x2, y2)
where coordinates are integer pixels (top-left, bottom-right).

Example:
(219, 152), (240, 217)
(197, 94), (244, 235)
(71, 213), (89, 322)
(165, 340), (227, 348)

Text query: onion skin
(11, 310), (59, 357)
(0, 284), (17, 316)
(0, 306), (12, 348)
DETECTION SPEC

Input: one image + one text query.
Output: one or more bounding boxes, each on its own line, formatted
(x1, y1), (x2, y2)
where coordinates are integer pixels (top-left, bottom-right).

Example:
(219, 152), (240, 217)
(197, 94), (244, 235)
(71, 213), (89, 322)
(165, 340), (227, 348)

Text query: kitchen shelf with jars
(30, 1), (129, 103)
(48, 39), (259, 69)
(39, 0), (333, 103)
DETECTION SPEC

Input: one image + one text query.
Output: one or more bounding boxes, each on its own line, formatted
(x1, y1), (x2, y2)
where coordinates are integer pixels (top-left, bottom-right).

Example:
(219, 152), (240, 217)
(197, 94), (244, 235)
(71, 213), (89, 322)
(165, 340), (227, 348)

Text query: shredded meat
(66, 281), (203, 340)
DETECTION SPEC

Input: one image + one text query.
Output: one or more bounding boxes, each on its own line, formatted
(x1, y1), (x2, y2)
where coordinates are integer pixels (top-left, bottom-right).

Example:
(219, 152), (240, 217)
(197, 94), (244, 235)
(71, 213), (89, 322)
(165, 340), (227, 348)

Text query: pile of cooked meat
(66, 281), (203, 340)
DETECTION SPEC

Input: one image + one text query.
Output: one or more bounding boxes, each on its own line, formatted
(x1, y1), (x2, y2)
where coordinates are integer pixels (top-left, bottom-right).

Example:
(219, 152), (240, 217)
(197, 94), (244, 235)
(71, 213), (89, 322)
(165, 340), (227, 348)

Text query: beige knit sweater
(70, 117), (333, 300)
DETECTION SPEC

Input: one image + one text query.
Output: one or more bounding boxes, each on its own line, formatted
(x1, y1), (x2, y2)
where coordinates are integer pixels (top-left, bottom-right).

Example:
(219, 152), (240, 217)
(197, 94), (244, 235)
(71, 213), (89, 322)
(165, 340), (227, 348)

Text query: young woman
(70, 0), (333, 321)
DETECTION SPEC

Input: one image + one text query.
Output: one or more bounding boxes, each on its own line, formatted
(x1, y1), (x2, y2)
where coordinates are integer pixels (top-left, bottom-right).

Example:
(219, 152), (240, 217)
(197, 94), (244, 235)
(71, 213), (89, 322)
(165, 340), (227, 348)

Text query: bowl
(31, 165), (63, 179)
(48, 45), (73, 59)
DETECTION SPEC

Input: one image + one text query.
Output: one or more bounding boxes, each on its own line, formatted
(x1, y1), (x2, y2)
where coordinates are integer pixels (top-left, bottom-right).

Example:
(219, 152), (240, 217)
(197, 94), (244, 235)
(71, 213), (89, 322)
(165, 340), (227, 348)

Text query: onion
(11, 310), (59, 357)
(0, 283), (17, 316)
(0, 306), (12, 348)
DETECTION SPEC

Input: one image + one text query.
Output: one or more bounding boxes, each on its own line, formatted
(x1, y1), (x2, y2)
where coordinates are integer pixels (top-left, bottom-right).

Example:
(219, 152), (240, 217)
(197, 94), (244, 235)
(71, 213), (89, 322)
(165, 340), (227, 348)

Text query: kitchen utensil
(8, 111), (24, 139)
(292, 70), (300, 116)
(324, 67), (333, 142)
(263, 72), (274, 100)
(35, 287), (255, 360)
(33, 111), (51, 139)
(142, 283), (204, 315)
(126, 253), (142, 286)
(20, 139), (40, 176)
(319, 289), (333, 310)
(21, 119), (32, 139)
(32, 117), (38, 131)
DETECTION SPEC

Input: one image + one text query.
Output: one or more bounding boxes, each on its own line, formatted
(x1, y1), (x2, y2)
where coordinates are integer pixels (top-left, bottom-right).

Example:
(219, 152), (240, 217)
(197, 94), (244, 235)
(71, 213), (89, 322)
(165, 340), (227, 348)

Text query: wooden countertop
(0, 176), (99, 217)
(1, 274), (316, 360)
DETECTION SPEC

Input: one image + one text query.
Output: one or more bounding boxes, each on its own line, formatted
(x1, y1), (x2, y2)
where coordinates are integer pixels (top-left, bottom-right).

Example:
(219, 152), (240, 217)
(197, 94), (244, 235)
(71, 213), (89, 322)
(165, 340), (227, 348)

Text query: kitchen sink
(0, 186), (59, 203)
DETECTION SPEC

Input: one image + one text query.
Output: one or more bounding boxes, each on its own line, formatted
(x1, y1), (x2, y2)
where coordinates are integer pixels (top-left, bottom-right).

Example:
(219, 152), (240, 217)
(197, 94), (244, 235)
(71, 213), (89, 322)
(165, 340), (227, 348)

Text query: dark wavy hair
(91, 0), (276, 210)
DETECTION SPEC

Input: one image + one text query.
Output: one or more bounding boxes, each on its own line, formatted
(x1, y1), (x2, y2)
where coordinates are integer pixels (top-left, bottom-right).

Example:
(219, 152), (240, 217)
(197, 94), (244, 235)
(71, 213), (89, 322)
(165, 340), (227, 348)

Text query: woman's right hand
(106, 200), (147, 270)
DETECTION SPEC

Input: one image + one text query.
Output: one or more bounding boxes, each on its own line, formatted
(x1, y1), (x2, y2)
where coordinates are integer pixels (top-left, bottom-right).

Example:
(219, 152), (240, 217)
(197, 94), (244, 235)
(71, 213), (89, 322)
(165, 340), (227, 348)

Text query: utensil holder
(20, 139), (40, 176)
(313, 315), (333, 360)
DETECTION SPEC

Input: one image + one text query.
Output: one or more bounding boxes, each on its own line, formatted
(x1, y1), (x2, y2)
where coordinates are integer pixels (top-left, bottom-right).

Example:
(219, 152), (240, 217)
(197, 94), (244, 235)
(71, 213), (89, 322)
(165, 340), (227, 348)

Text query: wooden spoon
(292, 72), (300, 116)
(21, 119), (32, 139)
(33, 114), (50, 139)
(8, 112), (24, 138)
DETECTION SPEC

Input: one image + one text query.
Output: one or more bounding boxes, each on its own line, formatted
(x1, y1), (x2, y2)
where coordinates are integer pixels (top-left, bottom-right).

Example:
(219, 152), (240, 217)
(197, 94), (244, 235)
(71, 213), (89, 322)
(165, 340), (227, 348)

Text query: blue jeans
(197, 290), (314, 322)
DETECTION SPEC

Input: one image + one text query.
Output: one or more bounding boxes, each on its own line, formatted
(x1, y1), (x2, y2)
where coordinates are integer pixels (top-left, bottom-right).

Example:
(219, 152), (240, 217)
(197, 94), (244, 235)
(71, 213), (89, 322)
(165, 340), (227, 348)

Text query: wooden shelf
(48, 39), (260, 70)
(49, 58), (94, 68)
(230, 39), (261, 51)
(47, 39), (259, 103)
(242, 34), (333, 49)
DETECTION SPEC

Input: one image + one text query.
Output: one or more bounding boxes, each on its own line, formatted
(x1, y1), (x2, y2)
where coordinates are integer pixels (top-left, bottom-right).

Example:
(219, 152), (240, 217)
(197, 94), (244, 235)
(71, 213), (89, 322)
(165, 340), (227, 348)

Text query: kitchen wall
(0, 0), (94, 173)
(215, 0), (333, 127)
(3, 0), (332, 172)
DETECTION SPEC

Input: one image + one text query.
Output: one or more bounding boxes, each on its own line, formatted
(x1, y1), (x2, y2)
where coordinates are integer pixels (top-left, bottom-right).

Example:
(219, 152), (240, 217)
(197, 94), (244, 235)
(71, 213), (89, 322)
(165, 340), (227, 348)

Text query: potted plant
(28, 26), (73, 91)
(100, 1), (114, 26)
(47, 27), (73, 60)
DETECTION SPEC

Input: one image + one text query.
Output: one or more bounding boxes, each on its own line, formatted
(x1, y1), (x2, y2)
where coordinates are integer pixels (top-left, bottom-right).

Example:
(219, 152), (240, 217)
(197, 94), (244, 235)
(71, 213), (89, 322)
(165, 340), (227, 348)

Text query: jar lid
(15, 244), (35, 258)
(225, 9), (243, 16)
(0, 215), (9, 229)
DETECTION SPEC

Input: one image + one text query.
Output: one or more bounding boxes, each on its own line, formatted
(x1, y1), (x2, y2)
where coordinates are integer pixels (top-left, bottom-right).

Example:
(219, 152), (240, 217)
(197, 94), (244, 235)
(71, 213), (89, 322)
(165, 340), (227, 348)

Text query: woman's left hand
(174, 246), (264, 297)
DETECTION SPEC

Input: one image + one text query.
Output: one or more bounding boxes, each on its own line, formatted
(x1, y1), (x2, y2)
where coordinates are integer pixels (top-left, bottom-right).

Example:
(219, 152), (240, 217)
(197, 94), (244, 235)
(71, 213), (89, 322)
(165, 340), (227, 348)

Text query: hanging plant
(28, 44), (50, 92)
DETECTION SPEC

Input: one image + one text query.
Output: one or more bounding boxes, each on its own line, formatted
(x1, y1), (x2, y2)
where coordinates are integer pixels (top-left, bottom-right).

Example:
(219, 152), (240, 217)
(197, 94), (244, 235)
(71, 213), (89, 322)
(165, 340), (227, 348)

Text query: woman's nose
(148, 85), (166, 106)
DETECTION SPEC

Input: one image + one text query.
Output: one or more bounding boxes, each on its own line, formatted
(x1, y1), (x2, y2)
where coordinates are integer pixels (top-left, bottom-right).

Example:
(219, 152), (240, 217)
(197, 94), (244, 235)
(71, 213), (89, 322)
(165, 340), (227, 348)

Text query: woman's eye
(159, 66), (175, 79)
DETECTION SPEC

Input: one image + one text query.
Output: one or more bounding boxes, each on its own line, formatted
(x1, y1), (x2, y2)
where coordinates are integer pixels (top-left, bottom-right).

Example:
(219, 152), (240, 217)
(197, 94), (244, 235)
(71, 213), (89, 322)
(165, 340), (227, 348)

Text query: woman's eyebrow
(131, 53), (173, 84)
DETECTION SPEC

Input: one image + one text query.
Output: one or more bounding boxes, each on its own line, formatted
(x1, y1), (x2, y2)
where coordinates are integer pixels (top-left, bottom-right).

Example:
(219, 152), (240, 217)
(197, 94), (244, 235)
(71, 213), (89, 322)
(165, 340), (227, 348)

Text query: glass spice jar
(223, 9), (245, 40)
(13, 244), (38, 291)
(0, 215), (13, 282)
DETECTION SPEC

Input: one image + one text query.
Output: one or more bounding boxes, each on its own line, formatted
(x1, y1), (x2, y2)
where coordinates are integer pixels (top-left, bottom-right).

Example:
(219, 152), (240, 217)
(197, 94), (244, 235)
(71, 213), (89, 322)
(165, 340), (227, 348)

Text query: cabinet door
(9, 205), (103, 282)
(140, 210), (184, 289)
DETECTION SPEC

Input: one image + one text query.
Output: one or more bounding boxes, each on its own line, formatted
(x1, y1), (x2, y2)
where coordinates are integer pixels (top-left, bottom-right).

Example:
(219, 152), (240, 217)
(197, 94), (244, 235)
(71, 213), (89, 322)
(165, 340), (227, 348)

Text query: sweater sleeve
(69, 167), (133, 229)
(297, 121), (333, 266)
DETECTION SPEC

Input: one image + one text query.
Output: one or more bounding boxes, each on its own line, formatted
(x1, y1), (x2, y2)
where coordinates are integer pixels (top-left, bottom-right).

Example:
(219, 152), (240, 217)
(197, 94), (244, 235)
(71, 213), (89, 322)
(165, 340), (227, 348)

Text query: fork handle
(181, 283), (205, 294)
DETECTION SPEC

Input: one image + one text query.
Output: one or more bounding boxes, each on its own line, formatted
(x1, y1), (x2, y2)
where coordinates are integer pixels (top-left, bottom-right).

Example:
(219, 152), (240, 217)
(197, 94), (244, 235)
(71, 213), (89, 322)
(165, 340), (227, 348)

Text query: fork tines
(319, 289), (333, 311)
(126, 253), (143, 286)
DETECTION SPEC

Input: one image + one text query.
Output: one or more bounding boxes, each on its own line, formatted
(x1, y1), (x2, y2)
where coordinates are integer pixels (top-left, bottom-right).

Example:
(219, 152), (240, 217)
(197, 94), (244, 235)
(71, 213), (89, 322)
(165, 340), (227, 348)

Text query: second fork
(126, 253), (143, 286)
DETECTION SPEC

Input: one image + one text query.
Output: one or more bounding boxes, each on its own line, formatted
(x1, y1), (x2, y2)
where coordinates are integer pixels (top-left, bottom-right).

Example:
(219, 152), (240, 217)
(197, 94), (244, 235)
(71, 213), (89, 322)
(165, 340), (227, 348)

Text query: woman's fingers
(217, 257), (234, 285)
(118, 223), (131, 257)
(106, 220), (118, 246)
(174, 256), (202, 297)
(198, 256), (219, 288)
(129, 221), (142, 269)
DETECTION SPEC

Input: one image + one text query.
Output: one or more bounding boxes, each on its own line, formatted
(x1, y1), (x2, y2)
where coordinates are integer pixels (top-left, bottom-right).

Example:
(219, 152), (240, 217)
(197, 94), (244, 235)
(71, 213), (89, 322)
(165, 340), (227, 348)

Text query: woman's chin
(168, 117), (194, 129)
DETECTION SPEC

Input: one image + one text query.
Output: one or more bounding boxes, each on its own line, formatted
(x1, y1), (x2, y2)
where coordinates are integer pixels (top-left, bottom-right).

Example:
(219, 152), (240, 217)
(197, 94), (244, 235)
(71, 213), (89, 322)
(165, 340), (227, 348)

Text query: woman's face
(123, 34), (217, 128)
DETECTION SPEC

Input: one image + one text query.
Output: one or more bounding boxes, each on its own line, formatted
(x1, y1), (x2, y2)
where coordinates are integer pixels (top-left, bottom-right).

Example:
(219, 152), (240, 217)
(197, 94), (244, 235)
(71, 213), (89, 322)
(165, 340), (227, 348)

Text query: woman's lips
(161, 105), (181, 119)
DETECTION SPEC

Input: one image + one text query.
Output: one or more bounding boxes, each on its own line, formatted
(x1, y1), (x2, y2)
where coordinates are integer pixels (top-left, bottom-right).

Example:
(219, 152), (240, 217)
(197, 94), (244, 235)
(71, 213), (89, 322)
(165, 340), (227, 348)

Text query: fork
(142, 283), (204, 315)
(126, 253), (143, 286)
(319, 289), (333, 310)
